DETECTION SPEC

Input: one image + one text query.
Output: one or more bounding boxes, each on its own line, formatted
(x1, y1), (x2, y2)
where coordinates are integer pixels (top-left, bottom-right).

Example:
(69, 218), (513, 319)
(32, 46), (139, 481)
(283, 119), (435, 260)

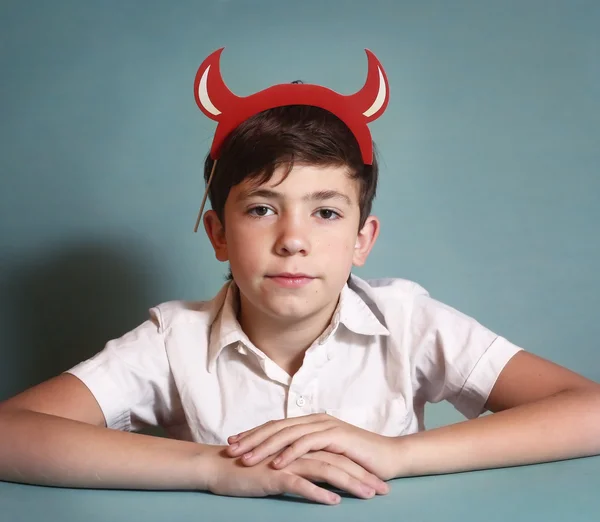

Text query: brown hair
(203, 104), (378, 229)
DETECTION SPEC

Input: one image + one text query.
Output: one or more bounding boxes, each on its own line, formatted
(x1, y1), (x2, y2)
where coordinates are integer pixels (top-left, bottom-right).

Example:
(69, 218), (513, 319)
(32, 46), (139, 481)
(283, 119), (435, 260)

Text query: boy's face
(204, 164), (379, 323)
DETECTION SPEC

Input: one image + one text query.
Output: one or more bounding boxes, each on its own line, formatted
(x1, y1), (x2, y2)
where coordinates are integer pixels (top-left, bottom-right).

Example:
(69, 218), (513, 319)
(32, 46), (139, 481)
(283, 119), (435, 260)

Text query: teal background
(1, 0), (598, 428)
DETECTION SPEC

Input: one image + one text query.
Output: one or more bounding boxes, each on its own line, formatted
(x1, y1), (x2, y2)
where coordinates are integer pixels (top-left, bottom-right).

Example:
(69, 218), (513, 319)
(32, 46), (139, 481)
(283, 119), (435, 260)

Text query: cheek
(318, 233), (357, 274)
(326, 229), (357, 254)
(226, 226), (268, 268)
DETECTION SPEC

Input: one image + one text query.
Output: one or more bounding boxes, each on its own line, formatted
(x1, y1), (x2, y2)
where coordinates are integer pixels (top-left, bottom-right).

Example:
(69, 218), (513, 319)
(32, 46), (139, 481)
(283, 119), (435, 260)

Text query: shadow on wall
(0, 239), (164, 401)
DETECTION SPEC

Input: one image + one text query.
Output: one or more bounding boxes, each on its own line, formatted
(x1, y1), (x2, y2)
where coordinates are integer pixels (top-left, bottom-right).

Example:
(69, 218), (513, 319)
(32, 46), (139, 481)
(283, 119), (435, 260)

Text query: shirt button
(296, 396), (306, 407)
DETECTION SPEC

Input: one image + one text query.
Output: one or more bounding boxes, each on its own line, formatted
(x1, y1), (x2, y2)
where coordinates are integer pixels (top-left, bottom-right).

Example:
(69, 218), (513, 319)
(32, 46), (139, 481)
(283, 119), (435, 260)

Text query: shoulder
(349, 274), (487, 332)
(149, 283), (230, 334)
(348, 274), (431, 318)
(69, 283), (231, 375)
(349, 274), (430, 300)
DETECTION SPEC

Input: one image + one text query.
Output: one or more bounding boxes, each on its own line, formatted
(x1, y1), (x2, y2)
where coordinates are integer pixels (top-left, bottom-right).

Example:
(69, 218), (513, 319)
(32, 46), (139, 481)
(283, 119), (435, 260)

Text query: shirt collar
(207, 278), (389, 372)
(207, 281), (251, 372)
(338, 281), (390, 337)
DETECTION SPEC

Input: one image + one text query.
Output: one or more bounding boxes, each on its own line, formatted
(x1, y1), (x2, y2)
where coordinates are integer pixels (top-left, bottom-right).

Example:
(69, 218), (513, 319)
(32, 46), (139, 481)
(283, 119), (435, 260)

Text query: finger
(227, 421), (272, 444)
(271, 430), (337, 468)
(228, 422), (273, 442)
(291, 458), (377, 500)
(227, 420), (292, 446)
(272, 430), (389, 494)
(228, 417), (333, 458)
(306, 451), (389, 495)
(228, 415), (304, 444)
(279, 473), (341, 505)
(229, 413), (328, 446)
(237, 422), (333, 464)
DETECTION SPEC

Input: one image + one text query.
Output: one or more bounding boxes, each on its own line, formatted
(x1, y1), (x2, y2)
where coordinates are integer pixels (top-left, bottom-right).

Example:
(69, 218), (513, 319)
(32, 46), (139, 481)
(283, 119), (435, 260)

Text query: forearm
(395, 387), (600, 477)
(0, 408), (218, 490)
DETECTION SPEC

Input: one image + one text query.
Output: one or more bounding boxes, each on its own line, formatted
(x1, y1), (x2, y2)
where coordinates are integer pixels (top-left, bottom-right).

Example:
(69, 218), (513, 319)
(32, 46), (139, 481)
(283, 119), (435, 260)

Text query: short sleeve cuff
(65, 357), (132, 432)
(454, 337), (522, 419)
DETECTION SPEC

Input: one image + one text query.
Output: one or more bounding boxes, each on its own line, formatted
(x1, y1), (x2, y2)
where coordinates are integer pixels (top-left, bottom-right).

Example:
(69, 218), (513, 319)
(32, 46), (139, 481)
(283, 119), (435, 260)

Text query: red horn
(346, 49), (389, 123)
(193, 48), (240, 121)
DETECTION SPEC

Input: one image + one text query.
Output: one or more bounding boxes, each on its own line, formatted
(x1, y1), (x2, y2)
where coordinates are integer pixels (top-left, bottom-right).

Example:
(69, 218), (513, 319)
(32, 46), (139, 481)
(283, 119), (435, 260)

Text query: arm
(393, 351), (600, 477)
(0, 373), (385, 503)
(224, 352), (600, 481)
(0, 373), (211, 490)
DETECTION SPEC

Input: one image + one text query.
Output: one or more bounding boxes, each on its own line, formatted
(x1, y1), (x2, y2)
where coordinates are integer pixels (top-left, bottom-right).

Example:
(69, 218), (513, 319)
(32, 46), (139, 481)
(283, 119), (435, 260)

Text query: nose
(274, 213), (310, 256)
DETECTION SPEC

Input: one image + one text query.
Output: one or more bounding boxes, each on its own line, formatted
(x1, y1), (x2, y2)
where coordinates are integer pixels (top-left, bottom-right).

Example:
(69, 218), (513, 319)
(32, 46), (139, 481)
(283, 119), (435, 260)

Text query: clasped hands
(206, 413), (399, 505)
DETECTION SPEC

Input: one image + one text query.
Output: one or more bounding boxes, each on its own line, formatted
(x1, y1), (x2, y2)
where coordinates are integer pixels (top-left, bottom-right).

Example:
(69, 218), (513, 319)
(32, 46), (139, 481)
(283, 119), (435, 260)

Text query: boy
(1, 49), (599, 506)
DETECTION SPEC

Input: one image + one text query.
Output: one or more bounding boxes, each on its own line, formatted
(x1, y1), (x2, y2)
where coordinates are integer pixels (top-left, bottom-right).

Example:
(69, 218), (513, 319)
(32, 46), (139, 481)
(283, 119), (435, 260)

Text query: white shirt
(66, 275), (521, 445)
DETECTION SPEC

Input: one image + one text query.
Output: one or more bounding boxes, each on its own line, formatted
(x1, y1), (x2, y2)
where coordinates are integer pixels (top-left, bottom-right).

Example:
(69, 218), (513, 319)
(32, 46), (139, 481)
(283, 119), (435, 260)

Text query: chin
(261, 296), (315, 320)
(242, 278), (335, 320)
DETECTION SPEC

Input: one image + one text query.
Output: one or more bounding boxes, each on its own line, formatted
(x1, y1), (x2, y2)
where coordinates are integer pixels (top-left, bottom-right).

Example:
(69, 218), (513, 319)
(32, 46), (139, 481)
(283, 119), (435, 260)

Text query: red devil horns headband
(193, 48), (390, 232)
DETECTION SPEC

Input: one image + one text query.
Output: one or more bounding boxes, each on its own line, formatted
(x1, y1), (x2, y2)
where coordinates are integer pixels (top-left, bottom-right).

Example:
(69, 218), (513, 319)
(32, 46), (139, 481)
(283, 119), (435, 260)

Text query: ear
(352, 215), (380, 267)
(203, 210), (229, 262)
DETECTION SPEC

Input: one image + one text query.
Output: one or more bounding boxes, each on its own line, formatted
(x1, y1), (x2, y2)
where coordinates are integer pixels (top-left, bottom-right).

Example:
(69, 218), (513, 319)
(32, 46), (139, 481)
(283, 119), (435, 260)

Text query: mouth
(269, 273), (313, 278)
(266, 273), (316, 288)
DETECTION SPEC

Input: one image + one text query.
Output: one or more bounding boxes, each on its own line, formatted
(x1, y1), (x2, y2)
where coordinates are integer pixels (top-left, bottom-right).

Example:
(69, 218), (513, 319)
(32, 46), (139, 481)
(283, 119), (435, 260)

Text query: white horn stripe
(362, 67), (386, 118)
(199, 65), (221, 116)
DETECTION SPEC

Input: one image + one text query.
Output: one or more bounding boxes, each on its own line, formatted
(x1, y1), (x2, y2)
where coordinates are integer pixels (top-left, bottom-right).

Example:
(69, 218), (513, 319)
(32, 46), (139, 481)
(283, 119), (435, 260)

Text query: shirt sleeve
(410, 294), (522, 419)
(65, 310), (177, 432)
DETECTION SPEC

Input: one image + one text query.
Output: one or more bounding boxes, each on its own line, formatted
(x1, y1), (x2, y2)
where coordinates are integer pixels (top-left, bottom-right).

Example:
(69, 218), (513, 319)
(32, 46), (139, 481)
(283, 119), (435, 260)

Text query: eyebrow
(237, 189), (352, 206)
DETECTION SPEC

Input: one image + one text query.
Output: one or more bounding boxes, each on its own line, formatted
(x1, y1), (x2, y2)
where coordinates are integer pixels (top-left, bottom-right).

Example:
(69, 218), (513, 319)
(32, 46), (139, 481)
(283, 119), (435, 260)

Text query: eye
(316, 209), (341, 220)
(248, 206), (274, 217)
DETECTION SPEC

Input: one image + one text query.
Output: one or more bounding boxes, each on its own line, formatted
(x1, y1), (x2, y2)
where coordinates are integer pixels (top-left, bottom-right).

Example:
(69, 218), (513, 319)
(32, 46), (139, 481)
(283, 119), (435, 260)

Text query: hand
(226, 413), (398, 482)
(202, 445), (389, 505)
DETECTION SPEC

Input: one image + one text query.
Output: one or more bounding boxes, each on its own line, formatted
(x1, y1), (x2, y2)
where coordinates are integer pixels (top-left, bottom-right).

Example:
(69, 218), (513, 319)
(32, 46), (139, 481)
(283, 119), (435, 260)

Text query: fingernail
(242, 451), (253, 460)
(272, 456), (281, 466)
(229, 443), (239, 451)
(330, 493), (340, 504)
(229, 434), (239, 441)
(362, 486), (375, 496)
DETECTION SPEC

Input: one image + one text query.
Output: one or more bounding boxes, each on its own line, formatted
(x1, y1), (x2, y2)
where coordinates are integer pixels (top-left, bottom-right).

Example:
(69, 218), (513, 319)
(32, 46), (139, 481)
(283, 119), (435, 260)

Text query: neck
(237, 292), (339, 376)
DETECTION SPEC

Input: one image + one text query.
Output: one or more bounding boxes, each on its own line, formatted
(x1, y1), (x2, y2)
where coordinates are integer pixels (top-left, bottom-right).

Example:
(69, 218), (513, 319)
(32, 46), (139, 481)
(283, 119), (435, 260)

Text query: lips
(266, 273), (316, 288)
(269, 273), (313, 279)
